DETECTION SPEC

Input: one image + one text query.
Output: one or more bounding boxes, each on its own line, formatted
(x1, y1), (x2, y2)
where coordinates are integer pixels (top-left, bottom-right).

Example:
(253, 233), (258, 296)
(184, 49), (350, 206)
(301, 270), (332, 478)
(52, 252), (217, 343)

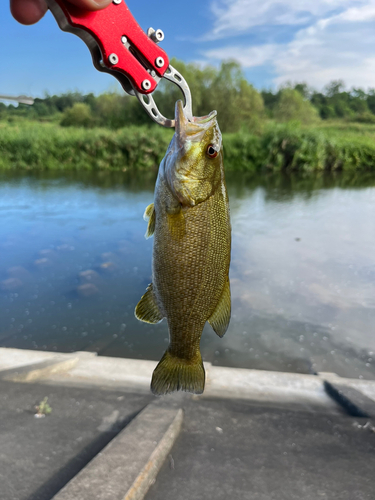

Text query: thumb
(10, 0), (48, 25)
(66, 0), (112, 10)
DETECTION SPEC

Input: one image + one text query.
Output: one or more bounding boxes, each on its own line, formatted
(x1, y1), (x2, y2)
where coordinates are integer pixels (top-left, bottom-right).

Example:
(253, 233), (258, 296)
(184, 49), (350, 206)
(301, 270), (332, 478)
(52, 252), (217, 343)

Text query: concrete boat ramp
(0, 348), (374, 500)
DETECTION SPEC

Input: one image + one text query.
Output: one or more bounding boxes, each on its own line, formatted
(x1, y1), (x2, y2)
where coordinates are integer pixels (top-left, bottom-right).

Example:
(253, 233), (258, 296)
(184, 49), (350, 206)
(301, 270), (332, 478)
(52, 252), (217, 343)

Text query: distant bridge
(0, 94), (34, 105)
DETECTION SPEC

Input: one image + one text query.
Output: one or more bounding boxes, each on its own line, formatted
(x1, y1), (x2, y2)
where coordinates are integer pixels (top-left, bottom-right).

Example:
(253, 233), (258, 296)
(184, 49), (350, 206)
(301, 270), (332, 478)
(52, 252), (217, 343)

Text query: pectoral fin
(143, 203), (156, 239)
(135, 283), (163, 324)
(208, 279), (231, 338)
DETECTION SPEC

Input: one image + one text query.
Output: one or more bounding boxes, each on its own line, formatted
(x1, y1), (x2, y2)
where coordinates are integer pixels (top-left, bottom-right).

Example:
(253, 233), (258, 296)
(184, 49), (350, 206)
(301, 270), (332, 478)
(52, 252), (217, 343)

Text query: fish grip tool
(47, 0), (193, 127)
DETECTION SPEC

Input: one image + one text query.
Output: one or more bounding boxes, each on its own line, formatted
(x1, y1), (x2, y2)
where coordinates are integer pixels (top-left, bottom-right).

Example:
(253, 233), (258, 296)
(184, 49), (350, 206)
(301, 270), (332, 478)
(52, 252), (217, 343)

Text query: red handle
(50, 0), (170, 94)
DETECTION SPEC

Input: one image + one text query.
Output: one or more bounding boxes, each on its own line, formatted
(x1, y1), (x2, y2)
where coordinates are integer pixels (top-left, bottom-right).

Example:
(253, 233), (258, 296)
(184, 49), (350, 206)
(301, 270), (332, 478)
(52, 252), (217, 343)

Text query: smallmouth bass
(135, 100), (231, 395)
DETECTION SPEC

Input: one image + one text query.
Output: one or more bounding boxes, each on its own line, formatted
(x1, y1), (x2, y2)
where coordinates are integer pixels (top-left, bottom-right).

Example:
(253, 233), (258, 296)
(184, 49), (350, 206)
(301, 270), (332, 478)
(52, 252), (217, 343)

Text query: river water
(1, 171), (374, 380)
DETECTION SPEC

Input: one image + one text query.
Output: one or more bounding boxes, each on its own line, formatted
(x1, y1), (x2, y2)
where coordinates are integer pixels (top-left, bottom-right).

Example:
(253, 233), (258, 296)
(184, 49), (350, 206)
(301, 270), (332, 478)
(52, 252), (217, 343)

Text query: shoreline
(1, 347), (375, 408)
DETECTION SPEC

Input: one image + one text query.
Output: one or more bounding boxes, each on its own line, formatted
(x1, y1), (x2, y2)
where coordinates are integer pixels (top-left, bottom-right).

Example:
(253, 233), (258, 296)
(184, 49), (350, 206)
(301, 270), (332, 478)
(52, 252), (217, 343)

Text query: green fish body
(135, 100), (231, 395)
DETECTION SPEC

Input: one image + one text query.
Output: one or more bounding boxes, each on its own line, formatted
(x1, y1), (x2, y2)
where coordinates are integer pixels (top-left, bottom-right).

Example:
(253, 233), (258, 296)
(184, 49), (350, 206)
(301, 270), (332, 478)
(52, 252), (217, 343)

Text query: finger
(67, 0), (112, 10)
(10, 0), (48, 25)
(10, 0), (112, 26)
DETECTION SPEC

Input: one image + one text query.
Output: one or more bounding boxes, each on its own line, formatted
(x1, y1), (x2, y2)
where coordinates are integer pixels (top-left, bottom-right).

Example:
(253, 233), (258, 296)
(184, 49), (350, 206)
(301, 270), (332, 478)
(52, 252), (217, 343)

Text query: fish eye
(206, 144), (219, 159)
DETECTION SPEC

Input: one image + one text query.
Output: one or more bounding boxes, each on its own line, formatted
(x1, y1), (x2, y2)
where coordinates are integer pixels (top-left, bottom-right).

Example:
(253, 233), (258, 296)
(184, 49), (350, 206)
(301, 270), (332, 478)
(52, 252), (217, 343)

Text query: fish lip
(175, 100), (217, 144)
(192, 110), (217, 124)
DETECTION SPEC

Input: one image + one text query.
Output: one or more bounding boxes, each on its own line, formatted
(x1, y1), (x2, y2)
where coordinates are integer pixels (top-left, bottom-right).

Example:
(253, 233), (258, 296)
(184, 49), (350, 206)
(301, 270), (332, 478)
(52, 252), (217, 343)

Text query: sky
(2, 0), (375, 97)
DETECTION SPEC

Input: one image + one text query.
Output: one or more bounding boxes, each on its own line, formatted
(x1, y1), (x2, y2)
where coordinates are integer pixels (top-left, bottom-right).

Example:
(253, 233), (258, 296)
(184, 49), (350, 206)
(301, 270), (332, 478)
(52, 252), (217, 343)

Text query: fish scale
(156, 193), (227, 354)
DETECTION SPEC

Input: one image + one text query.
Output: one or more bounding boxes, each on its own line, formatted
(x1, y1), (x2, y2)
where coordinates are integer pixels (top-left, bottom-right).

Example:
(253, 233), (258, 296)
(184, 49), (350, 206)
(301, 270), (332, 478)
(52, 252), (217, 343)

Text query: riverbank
(1, 121), (375, 173)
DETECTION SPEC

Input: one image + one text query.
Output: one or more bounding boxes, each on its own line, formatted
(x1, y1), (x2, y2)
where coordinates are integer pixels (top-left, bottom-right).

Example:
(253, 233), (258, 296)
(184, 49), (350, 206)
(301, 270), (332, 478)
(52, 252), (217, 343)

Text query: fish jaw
(163, 100), (223, 207)
(175, 100), (218, 146)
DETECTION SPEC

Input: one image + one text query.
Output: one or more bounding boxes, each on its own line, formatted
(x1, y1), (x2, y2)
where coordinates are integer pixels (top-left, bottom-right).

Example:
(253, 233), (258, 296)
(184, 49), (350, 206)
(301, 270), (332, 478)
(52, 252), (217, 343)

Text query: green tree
(204, 61), (262, 132)
(261, 89), (279, 115)
(294, 83), (311, 99)
(92, 92), (127, 128)
(273, 88), (319, 124)
(366, 89), (375, 114)
(325, 80), (345, 97)
(153, 59), (264, 132)
(232, 79), (264, 131)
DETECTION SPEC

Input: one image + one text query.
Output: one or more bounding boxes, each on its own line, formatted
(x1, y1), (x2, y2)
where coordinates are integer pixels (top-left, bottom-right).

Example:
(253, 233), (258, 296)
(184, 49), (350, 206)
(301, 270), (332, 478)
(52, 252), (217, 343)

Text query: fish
(135, 100), (231, 395)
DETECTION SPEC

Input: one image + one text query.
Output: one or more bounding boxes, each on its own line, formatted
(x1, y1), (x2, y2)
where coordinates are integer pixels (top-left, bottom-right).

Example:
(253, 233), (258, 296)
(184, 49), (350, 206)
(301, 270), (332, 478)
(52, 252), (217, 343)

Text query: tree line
(2, 59), (375, 132)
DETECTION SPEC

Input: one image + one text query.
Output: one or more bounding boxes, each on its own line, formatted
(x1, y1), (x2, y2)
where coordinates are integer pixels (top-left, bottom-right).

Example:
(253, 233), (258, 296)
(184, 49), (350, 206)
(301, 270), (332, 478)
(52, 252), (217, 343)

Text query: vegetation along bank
(2, 121), (375, 173)
(2, 59), (375, 172)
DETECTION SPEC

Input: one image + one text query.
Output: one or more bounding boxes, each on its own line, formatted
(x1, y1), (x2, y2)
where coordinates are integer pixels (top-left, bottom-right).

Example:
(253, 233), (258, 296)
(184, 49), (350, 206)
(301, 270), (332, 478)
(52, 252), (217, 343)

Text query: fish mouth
(175, 100), (217, 143)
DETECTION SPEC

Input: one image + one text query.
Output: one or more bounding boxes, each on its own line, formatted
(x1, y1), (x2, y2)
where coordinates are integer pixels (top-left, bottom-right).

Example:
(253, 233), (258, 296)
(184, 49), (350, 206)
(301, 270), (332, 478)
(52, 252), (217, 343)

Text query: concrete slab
(47, 359), (359, 412)
(0, 347), (58, 371)
(1, 348), (375, 409)
(52, 397), (183, 500)
(0, 381), (152, 500)
(0, 356), (79, 382)
(205, 365), (337, 408)
(145, 397), (375, 500)
(51, 354), (158, 393)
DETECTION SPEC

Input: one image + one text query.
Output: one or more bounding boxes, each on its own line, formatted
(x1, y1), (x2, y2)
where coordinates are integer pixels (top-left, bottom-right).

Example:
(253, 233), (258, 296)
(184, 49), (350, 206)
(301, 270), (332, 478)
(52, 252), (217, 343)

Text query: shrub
(61, 103), (95, 128)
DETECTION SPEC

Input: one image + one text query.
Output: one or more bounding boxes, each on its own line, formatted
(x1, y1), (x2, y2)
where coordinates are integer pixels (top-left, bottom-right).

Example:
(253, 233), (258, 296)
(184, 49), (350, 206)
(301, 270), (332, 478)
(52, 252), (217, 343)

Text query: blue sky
(2, 0), (375, 97)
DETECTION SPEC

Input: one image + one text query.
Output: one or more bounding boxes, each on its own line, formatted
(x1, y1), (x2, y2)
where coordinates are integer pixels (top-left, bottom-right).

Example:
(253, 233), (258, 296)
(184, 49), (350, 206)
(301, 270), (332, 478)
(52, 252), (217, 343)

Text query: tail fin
(151, 350), (205, 396)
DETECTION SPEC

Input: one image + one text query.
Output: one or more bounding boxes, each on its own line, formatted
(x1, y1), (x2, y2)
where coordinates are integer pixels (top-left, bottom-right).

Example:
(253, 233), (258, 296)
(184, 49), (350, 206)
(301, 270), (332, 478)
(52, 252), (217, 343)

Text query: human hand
(10, 0), (112, 25)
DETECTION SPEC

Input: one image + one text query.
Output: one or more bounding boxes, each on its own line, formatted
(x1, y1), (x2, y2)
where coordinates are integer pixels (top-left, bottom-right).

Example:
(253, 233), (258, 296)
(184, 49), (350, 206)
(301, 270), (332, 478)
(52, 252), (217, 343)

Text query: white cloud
(204, 44), (278, 68)
(203, 0), (375, 88)
(274, 13), (375, 88)
(208, 0), (365, 39)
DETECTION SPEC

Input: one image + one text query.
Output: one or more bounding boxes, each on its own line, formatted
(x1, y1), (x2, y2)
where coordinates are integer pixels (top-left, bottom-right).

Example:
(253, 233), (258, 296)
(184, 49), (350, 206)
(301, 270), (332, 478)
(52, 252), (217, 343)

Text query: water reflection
(0, 170), (374, 380)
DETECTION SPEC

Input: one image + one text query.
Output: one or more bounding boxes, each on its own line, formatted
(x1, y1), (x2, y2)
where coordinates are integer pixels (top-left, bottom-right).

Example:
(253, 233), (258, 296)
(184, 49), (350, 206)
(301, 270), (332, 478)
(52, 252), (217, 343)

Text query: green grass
(1, 120), (375, 173)
(309, 120), (375, 137)
(0, 122), (173, 172)
(224, 121), (375, 172)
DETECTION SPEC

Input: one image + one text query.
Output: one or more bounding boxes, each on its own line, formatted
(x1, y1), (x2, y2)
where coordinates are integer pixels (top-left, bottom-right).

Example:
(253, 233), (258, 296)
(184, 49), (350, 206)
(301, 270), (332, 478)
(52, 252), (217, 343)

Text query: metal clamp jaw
(135, 65), (192, 127)
(47, 0), (192, 127)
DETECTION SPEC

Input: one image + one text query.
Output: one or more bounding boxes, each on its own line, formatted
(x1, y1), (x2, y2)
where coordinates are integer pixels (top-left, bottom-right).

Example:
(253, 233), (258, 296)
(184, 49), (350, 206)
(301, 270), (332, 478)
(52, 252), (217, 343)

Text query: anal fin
(208, 278), (231, 338)
(135, 283), (163, 324)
